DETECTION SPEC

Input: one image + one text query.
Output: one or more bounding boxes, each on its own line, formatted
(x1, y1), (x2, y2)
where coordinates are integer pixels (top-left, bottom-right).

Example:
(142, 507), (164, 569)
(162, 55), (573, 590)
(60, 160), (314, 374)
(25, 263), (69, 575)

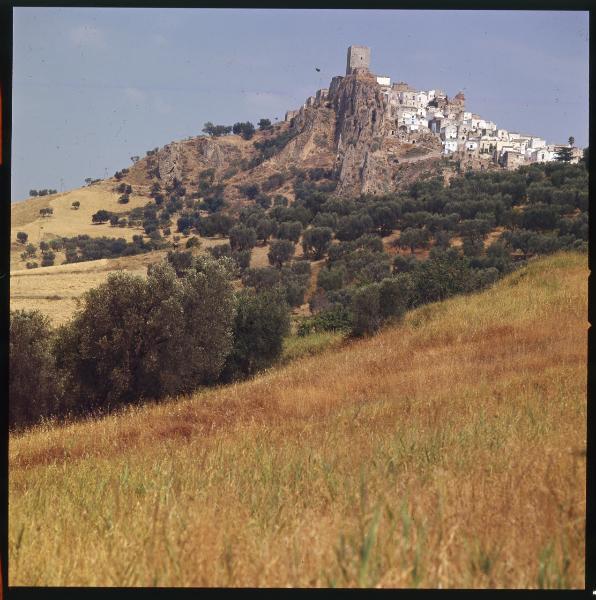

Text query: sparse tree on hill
(258, 118), (272, 131)
(229, 224), (257, 252)
(41, 251), (55, 267)
(16, 232), (28, 244)
(568, 136), (575, 147)
(302, 226), (333, 260)
(268, 239), (295, 268)
(29, 190), (38, 197)
(92, 210), (111, 224)
(71, 201), (80, 210)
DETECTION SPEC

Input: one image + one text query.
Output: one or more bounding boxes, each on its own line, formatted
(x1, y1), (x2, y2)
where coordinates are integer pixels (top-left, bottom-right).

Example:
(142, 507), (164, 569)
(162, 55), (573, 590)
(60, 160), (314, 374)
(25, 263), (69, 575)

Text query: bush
(239, 183), (260, 200)
(209, 243), (232, 260)
(55, 257), (236, 412)
(222, 288), (290, 380)
(297, 304), (352, 336)
(186, 236), (201, 249)
(232, 249), (251, 272)
(25, 261), (38, 269)
(317, 265), (346, 291)
(16, 232), (28, 244)
(9, 310), (62, 429)
(351, 284), (381, 337)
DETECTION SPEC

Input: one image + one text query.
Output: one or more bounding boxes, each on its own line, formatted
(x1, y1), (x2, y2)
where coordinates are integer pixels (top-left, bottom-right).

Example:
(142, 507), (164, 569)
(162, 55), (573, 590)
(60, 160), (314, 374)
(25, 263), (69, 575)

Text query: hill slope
(9, 251), (586, 587)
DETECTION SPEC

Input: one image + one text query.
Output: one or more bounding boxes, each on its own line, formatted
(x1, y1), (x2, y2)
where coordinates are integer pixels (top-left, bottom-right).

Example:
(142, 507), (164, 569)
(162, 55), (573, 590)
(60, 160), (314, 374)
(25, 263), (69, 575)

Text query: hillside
(9, 251), (587, 588)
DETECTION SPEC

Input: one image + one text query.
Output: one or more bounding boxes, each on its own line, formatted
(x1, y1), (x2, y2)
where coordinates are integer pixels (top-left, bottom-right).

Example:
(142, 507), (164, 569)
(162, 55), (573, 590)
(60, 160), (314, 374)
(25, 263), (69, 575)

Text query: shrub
(25, 262), (38, 269)
(297, 303), (352, 336)
(232, 249), (251, 272)
(39, 241), (49, 252)
(209, 243), (232, 260)
(186, 236), (201, 249)
(317, 265), (346, 292)
(16, 232), (28, 244)
(239, 183), (260, 200)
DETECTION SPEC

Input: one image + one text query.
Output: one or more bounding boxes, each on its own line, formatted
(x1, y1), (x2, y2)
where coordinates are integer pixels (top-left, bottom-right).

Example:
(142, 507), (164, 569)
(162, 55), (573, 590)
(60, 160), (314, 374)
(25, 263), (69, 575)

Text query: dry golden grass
(9, 251), (587, 587)
(10, 182), (154, 269)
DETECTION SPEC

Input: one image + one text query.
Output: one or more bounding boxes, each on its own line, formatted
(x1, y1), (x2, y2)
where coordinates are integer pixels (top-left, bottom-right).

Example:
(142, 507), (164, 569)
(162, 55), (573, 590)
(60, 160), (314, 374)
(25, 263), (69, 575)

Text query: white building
(443, 140), (459, 154)
(376, 75), (391, 87)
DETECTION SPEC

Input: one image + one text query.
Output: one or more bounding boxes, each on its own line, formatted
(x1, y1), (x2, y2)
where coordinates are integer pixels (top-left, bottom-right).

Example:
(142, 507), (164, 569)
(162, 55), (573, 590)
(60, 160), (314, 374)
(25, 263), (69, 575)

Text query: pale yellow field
(10, 182), (154, 269)
(9, 252), (587, 588)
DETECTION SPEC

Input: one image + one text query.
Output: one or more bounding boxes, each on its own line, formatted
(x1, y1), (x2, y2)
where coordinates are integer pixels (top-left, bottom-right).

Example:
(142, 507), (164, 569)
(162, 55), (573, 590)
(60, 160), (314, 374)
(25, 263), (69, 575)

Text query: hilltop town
(285, 45), (582, 172)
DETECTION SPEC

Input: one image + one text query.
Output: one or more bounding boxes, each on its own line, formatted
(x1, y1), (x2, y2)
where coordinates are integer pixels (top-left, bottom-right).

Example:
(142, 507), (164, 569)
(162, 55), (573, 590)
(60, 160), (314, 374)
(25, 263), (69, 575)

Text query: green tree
(277, 221), (303, 243)
(9, 310), (62, 429)
(268, 239), (295, 268)
(55, 257), (236, 411)
(229, 225), (257, 252)
(256, 218), (276, 244)
(92, 210), (111, 224)
(302, 227), (333, 260)
(351, 284), (381, 337)
(258, 118), (272, 131)
(41, 251), (56, 267)
(222, 288), (290, 379)
(16, 232), (28, 244)
(71, 201), (80, 210)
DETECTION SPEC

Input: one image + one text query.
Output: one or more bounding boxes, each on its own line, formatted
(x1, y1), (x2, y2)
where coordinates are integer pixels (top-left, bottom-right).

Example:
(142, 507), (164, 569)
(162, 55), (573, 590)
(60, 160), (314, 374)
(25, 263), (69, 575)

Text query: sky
(12, 8), (589, 202)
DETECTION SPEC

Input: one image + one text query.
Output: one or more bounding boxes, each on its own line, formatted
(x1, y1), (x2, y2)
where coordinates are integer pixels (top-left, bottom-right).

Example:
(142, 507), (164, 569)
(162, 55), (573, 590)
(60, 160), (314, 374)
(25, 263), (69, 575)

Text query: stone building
(346, 45), (371, 75)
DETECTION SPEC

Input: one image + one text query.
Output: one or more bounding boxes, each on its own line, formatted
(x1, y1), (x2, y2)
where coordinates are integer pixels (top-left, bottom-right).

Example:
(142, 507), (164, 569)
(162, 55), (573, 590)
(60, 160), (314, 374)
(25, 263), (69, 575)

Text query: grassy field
(9, 252), (587, 588)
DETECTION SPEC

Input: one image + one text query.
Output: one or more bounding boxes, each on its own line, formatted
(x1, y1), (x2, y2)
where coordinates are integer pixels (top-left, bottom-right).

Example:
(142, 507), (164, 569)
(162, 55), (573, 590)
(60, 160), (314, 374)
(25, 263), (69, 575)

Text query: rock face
(131, 69), (445, 200)
(330, 71), (393, 197)
(157, 142), (184, 185)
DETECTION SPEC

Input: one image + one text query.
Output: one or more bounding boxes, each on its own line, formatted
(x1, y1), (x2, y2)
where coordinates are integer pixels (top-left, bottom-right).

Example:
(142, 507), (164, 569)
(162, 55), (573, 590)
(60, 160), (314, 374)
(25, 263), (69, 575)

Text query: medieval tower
(346, 45), (371, 75)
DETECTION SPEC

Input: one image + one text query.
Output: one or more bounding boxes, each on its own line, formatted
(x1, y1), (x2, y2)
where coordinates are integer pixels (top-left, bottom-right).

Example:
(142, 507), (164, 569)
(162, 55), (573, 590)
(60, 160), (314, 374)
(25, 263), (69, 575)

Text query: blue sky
(12, 8), (589, 202)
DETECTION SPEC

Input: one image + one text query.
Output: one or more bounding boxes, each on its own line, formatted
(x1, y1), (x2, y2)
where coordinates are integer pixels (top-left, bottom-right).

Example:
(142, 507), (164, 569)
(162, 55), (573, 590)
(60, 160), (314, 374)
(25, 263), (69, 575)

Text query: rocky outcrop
(157, 142), (184, 185)
(330, 71), (394, 197)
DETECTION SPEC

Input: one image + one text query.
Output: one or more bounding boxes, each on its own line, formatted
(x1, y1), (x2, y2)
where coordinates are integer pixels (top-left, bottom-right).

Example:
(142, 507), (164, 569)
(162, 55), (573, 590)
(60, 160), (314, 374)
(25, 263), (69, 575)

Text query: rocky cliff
(125, 70), (445, 202)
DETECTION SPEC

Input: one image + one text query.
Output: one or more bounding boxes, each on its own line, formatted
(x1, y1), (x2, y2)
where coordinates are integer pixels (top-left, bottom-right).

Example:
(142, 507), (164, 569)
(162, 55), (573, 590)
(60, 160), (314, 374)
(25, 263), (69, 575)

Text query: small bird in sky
(315, 67), (320, 72)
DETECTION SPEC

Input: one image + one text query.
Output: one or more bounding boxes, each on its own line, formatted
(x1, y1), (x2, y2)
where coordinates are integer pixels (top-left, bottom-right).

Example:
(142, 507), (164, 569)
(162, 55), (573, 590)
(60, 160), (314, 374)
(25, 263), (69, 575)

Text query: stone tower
(346, 45), (371, 75)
